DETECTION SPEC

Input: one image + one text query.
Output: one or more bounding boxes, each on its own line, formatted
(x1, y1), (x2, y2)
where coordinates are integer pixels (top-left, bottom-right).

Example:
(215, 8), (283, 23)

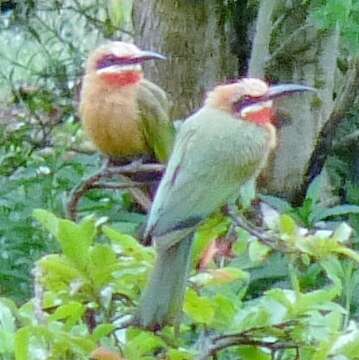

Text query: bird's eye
(238, 95), (255, 108)
(96, 55), (119, 70)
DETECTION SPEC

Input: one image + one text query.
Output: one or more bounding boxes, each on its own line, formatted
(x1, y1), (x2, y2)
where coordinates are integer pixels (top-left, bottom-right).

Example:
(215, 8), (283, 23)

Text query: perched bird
(79, 41), (174, 164)
(136, 78), (316, 329)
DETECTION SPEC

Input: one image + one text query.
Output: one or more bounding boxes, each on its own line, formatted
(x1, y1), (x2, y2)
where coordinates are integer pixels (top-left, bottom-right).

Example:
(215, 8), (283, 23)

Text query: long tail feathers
(136, 236), (192, 329)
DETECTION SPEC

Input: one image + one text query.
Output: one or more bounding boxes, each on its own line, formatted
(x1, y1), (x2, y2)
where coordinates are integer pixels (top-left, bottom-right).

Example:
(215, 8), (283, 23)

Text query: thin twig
(226, 206), (290, 253)
(90, 182), (154, 190)
(32, 265), (45, 325)
(114, 315), (137, 330)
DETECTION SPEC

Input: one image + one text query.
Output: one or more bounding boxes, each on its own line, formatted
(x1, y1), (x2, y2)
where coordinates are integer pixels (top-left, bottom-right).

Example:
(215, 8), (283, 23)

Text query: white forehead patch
(109, 41), (141, 58)
(239, 78), (269, 97)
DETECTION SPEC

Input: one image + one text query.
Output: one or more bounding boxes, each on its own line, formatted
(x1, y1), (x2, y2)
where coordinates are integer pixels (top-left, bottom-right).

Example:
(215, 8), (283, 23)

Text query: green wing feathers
(137, 79), (175, 163)
(146, 108), (271, 250)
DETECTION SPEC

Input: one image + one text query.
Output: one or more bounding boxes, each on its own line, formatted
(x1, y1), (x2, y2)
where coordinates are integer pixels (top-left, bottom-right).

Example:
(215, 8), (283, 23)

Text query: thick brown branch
(67, 162), (164, 221)
(199, 333), (298, 360)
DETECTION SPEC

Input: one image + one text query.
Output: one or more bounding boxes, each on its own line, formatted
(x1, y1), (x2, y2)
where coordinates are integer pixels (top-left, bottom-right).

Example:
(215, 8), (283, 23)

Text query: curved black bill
(233, 83), (316, 113)
(96, 50), (166, 70)
(259, 84), (317, 102)
(136, 50), (167, 61)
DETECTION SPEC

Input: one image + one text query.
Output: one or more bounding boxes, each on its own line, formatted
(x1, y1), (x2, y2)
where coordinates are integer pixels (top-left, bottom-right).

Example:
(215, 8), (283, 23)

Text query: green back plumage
(137, 106), (273, 329)
(146, 107), (271, 250)
(137, 79), (175, 163)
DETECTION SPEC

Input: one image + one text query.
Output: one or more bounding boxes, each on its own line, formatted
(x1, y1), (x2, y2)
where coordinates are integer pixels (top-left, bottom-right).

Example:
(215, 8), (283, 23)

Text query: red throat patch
(245, 107), (274, 125)
(101, 71), (143, 87)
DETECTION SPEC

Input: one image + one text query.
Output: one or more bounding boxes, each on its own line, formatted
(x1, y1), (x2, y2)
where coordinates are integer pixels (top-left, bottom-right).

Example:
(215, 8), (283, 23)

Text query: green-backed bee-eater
(136, 78), (315, 329)
(80, 41), (174, 163)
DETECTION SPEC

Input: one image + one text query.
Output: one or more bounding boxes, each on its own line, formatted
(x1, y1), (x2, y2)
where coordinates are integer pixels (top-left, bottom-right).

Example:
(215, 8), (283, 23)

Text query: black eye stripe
(96, 55), (118, 69)
(96, 55), (143, 70)
(233, 96), (260, 112)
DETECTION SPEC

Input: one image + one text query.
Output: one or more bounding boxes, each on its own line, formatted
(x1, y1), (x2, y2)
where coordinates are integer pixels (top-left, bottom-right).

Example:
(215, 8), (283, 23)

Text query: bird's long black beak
(136, 50), (167, 62)
(259, 84), (317, 102)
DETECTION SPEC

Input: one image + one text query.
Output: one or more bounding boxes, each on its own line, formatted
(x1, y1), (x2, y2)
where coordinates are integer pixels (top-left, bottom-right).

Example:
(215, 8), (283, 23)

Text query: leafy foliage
(0, 0), (139, 301)
(1, 1), (359, 359)
(0, 209), (359, 360)
(261, 175), (359, 227)
(0, 207), (358, 359)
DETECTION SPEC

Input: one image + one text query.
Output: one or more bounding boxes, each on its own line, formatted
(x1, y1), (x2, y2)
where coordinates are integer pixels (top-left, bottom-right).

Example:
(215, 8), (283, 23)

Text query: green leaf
(183, 289), (215, 325)
(15, 326), (31, 360)
(238, 346), (271, 360)
(48, 302), (84, 327)
(233, 305), (271, 332)
(312, 204), (359, 223)
(259, 195), (293, 213)
(38, 254), (83, 288)
(295, 287), (341, 315)
(320, 256), (344, 288)
(0, 299), (16, 353)
(191, 213), (230, 267)
(167, 348), (195, 360)
(278, 214), (297, 236)
(333, 329), (359, 358)
(92, 324), (115, 341)
(248, 240), (270, 262)
(306, 175), (322, 204)
(57, 217), (96, 270)
(332, 222), (353, 243)
(88, 244), (118, 289)
(208, 267), (249, 285)
(103, 226), (153, 260)
(335, 246), (359, 263)
(33, 208), (59, 238)
(233, 228), (250, 255)
(125, 329), (166, 359)
(190, 267), (248, 288)
(210, 294), (237, 330)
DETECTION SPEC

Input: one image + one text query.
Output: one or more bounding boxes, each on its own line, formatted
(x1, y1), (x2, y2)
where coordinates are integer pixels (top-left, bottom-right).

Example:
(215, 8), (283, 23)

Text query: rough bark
(133, 0), (238, 119)
(267, 26), (339, 201)
(296, 58), (359, 203)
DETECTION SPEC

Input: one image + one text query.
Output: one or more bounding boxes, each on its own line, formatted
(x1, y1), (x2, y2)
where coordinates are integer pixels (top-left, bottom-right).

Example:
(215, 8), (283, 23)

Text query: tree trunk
(133, 0), (238, 119)
(248, 0), (340, 201)
(247, 0), (278, 79)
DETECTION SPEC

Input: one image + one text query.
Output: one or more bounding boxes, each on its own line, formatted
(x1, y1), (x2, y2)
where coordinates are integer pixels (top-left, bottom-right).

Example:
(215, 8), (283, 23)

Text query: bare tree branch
(226, 205), (290, 253)
(67, 161), (164, 220)
(198, 332), (299, 360)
